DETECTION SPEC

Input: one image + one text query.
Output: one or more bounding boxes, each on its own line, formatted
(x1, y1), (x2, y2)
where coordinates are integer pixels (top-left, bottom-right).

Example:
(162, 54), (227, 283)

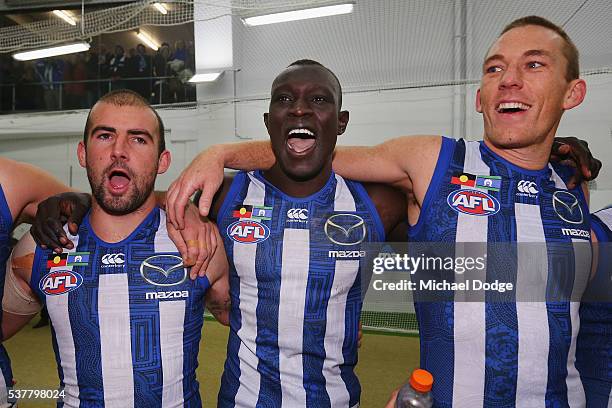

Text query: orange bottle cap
(409, 369), (433, 393)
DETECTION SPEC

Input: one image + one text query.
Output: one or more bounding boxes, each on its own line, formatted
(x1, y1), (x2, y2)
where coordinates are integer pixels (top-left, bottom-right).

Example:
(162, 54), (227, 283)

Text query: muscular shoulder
(363, 182), (407, 236)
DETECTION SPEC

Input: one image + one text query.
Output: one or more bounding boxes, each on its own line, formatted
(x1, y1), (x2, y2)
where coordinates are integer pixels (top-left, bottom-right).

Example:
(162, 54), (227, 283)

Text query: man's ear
(77, 141), (87, 168)
(475, 89), (483, 113)
(157, 150), (171, 174)
(563, 79), (586, 110)
(337, 110), (349, 135)
(263, 113), (269, 132)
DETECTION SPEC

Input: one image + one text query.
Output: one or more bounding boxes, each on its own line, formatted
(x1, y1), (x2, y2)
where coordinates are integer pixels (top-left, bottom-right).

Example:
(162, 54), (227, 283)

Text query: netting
(0, 0), (340, 53)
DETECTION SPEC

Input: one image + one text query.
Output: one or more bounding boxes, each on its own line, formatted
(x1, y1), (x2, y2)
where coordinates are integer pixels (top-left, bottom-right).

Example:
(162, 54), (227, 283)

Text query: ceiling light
(136, 30), (160, 51)
(52, 10), (77, 26)
(13, 42), (90, 61)
(153, 3), (168, 15)
(189, 73), (222, 83)
(242, 3), (354, 26)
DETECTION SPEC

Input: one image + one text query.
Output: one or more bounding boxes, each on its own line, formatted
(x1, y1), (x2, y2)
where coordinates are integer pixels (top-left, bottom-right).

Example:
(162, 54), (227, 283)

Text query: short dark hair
(83, 89), (166, 156)
(500, 15), (579, 81)
(286, 59), (343, 109)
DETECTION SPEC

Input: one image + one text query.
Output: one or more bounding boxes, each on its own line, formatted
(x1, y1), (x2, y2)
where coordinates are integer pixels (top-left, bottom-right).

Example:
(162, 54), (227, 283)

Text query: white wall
(1, 74), (610, 210)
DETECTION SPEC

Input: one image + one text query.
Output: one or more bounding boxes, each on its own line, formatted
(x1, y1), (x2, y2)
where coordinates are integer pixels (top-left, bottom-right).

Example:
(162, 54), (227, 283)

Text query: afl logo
(40, 270), (83, 296)
(227, 220), (270, 244)
(447, 189), (500, 216)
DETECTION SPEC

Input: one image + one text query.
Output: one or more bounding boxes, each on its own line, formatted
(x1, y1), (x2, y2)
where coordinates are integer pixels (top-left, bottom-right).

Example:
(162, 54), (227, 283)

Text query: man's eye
(276, 95), (292, 102)
(527, 61), (543, 69)
(485, 65), (502, 74)
(97, 133), (111, 140)
(312, 96), (327, 103)
(133, 136), (147, 144)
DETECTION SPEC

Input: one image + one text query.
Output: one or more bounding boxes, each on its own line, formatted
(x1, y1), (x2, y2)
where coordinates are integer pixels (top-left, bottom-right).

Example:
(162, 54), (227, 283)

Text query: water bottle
(395, 368), (434, 408)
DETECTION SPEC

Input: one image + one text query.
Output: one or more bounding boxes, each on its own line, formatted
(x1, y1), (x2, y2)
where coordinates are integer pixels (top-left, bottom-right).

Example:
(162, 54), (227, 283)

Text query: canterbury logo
(287, 208), (308, 220)
(101, 253), (125, 265)
(517, 180), (538, 195)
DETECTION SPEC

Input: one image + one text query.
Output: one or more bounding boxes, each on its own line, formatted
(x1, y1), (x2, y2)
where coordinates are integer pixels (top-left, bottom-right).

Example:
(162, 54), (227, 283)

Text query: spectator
(15, 63), (41, 111)
(85, 49), (99, 107)
(134, 43), (152, 100)
(64, 54), (87, 109)
(153, 42), (171, 103)
(109, 45), (127, 90)
(35, 58), (64, 110)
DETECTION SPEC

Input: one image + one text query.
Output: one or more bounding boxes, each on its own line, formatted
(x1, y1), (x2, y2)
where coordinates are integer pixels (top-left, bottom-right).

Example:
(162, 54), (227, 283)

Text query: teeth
(288, 128), (314, 137)
(497, 102), (530, 111)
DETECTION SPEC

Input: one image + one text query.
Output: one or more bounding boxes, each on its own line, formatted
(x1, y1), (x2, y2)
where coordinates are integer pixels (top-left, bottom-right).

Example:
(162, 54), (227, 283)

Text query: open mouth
(286, 128), (316, 155)
(108, 168), (131, 191)
(496, 102), (531, 114)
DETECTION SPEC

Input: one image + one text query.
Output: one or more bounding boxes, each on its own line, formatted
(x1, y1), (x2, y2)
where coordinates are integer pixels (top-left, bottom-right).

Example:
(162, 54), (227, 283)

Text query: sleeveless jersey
(30, 207), (209, 408)
(576, 207), (612, 408)
(409, 137), (592, 407)
(217, 171), (384, 408)
(0, 186), (14, 406)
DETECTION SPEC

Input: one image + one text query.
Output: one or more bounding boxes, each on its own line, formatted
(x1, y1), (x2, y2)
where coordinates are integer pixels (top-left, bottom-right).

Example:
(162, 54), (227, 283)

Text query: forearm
(207, 141), (275, 171)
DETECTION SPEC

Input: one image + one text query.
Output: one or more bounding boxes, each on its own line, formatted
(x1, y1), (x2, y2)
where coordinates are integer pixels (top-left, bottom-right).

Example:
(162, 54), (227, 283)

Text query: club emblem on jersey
(47, 253), (67, 268)
(227, 220), (270, 244)
(552, 190), (583, 224)
(447, 189), (500, 216)
(140, 255), (187, 287)
(232, 204), (272, 221)
(40, 270), (83, 296)
(324, 214), (366, 246)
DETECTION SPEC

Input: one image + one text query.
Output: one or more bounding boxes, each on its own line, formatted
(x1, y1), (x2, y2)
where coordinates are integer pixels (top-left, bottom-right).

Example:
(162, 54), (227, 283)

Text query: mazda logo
(552, 190), (583, 225)
(140, 255), (186, 287)
(324, 214), (366, 246)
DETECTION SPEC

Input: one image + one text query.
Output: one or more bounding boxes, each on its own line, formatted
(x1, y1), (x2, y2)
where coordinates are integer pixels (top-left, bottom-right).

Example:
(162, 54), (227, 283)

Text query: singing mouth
(286, 127), (316, 154)
(496, 101), (531, 114)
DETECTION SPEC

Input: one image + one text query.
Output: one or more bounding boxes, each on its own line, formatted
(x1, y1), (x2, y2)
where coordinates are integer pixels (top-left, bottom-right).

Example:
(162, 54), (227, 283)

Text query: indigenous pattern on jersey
(0, 185), (14, 405)
(30, 208), (209, 408)
(217, 171), (384, 408)
(577, 207), (612, 408)
(409, 137), (592, 407)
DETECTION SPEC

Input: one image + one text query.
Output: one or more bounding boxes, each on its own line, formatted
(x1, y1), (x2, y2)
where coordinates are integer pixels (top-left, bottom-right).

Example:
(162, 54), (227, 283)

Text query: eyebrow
(483, 49), (553, 67)
(91, 126), (153, 140)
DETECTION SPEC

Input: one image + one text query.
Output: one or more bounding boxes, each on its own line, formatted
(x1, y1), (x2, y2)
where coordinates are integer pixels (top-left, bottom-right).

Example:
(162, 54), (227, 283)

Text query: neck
(89, 195), (156, 243)
(483, 135), (555, 171)
(262, 163), (332, 198)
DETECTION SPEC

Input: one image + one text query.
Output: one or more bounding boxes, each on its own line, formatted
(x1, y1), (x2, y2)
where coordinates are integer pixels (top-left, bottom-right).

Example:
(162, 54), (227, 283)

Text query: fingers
(41, 218), (70, 253)
(384, 389), (400, 408)
(167, 223), (191, 270)
(67, 200), (89, 235)
(166, 179), (180, 230)
(198, 183), (216, 218)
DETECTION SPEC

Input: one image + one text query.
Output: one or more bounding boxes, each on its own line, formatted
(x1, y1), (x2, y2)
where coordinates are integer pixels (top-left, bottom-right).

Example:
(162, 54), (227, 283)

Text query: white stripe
(515, 203), (549, 407)
(549, 165), (567, 190)
(323, 260), (357, 407)
(594, 208), (612, 229)
(46, 229), (80, 407)
(99, 273), (134, 408)
(154, 209), (188, 406)
(453, 140), (487, 407)
(234, 175), (265, 405)
(320, 175), (357, 406)
(278, 228), (309, 406)
(566, 239), (589, 407)
(334, 175), (356, 212)
(608, 389), (612, 408)
(0, 358), (6, 407)
(159, 301), (186, 407)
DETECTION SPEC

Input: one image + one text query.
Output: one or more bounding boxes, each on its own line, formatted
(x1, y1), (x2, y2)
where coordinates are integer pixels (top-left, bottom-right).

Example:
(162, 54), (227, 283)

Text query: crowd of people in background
(0, 39), (196, 112)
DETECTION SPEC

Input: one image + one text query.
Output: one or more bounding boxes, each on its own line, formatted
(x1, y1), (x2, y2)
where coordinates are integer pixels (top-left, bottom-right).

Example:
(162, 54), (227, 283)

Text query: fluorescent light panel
(13, 42), (90, 61)
(53, 9), (76, 26)
(136, 30), (160, 51)
(153, 3), (168, 15)
(189, 73), (222, 82)
(242, 3), (354, 26)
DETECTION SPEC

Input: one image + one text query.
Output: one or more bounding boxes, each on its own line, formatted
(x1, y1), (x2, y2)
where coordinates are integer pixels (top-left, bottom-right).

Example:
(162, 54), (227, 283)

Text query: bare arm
(0, 158), (74, 224)
(203, 227), (230, 326)
(166, 141), (274, 228)
(2, 233), (41, 341)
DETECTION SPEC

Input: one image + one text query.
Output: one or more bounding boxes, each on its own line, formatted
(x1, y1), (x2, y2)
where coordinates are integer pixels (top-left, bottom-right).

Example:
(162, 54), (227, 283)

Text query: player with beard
(1, 90), (230, 407)
(168, 17), (602, 407)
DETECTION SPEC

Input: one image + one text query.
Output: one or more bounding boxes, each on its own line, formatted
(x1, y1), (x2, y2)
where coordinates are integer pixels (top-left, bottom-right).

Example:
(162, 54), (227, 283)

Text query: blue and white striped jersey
(0, 185), (14, 404)
(410, 137), (592, 407)
(217, 171), (384, 408)
(577, 207), (612, 408)
(30, 207), (209, 408)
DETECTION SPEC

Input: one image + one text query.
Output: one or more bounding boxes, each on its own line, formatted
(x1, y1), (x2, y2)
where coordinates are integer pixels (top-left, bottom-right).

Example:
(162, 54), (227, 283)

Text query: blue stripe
(254, 185), (281, 407)
(218, 176), (250, 407)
